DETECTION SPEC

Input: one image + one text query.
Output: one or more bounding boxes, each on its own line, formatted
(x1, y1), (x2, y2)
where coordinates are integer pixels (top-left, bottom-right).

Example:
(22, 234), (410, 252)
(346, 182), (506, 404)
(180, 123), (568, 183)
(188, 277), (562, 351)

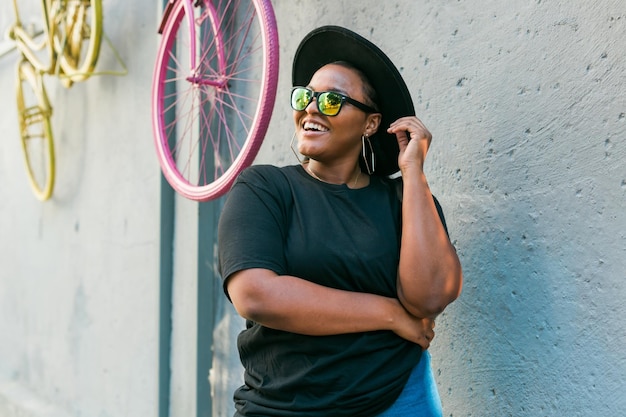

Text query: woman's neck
(304, 160), (363, 188)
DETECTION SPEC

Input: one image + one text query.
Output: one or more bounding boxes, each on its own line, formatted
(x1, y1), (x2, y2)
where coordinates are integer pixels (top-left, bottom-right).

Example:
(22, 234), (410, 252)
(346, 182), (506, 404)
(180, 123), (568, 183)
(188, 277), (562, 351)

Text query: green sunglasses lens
(292, 88), (312, 111)
(318, 92), (342, 116)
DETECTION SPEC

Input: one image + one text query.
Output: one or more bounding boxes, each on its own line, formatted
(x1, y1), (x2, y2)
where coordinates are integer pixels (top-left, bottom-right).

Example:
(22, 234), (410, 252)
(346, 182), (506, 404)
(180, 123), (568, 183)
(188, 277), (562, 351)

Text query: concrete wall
(0, 1), (161, 416)
(1, 1), (624, 417)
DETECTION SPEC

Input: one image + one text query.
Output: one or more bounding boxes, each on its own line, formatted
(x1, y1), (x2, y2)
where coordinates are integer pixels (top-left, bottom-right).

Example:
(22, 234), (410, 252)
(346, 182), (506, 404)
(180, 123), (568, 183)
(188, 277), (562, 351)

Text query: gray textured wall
(0, 1), (624, 417)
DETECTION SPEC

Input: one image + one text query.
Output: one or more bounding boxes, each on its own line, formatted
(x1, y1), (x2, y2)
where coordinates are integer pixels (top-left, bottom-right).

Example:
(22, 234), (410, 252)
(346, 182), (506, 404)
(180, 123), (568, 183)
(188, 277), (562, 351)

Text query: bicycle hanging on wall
(152, 0), (279, 201)
(7, 0), (107, 201)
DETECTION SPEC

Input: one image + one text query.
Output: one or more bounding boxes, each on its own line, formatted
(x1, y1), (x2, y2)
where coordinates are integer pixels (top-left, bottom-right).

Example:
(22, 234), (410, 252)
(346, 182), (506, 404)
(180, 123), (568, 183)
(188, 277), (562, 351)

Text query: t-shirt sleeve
(432, 195), (449, 237)
(217, 166), (289, 298)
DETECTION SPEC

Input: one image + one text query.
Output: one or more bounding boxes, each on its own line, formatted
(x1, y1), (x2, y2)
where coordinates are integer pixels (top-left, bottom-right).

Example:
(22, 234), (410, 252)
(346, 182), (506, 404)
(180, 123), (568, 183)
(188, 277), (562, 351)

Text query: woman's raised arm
(388, 117), (463, 318)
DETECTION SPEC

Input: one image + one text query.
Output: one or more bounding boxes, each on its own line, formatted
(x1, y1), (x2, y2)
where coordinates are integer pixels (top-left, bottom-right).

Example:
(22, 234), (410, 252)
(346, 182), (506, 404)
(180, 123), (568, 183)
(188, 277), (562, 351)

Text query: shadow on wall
(444, 114), (626, 416)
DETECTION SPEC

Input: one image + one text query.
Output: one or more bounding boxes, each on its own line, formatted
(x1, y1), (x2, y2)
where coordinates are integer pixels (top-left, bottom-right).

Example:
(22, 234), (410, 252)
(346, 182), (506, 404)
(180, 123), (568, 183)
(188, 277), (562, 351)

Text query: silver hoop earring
(290, 131), (304, 163)
(362, 134), (375, 175)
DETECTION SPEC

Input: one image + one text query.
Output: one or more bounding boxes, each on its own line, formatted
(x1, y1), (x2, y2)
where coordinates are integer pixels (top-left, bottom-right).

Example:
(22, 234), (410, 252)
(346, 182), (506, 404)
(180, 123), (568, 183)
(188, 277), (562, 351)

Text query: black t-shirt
(218, 164), (427, 417)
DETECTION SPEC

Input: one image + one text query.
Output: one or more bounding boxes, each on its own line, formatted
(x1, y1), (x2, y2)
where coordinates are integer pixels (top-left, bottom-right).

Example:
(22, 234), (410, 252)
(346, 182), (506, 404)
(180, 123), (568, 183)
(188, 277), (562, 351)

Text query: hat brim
(292, 26), (415, 176)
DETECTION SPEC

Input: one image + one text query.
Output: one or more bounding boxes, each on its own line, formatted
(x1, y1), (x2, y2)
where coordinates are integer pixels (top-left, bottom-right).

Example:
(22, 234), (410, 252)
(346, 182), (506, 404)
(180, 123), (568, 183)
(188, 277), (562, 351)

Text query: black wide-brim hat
(292, 25), (415, 176)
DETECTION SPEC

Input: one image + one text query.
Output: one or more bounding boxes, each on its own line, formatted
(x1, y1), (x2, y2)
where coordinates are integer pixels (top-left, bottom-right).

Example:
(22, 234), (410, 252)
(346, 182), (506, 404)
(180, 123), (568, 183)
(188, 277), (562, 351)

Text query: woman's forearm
(227, 268), (434, 347)
(397, 167), (463, 318)
(227, 268), (403, 335)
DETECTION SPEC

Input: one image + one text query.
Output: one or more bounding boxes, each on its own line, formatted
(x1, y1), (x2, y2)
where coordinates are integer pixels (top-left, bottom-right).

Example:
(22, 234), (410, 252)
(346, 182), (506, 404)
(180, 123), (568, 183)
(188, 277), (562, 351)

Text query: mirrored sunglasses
(290, 86), (378, 116)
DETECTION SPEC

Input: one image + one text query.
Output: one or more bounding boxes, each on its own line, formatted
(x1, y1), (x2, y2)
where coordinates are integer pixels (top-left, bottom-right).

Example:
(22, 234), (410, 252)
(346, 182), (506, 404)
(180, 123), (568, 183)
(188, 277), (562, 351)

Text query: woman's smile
(303, 121), (329, 132)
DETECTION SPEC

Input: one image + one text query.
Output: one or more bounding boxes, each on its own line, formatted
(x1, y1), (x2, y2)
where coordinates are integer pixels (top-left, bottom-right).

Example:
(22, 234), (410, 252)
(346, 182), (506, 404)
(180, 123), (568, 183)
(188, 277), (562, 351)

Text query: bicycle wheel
(152, 0), (279, 201)
(15, 60), (56, 201)
(52, 0), (103, 82)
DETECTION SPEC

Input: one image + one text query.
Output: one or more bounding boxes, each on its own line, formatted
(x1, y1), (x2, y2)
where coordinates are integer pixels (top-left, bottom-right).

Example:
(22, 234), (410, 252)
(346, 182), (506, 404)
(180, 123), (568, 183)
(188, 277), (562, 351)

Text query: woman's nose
(304, 96), (319, 114)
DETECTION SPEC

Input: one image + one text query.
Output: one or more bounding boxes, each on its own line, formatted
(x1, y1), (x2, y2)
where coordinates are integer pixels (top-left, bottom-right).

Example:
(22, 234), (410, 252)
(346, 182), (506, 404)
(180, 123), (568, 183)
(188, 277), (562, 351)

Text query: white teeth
(303, 122), (329, 132)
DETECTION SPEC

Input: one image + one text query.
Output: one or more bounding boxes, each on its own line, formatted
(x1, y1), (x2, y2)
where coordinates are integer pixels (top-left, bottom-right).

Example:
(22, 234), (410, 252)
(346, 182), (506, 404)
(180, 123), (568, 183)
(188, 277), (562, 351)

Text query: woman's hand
(387, 116), (432, 172)
(392, 301), (436, 349)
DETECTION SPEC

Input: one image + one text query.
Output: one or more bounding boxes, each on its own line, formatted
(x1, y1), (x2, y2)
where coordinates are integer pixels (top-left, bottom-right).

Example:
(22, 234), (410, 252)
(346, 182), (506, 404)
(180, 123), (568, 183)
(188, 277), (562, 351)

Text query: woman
(218, 26), (462, 417)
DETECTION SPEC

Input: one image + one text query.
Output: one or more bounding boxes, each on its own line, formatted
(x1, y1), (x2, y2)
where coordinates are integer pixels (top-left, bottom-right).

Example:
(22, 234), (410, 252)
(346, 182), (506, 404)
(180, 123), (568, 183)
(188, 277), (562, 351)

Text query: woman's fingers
(388, 116), (432, 169)
(388, 116), (431, 143)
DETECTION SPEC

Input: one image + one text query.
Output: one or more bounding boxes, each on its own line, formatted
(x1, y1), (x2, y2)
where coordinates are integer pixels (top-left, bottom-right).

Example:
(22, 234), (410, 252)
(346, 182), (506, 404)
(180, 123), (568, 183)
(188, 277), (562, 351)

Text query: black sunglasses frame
(291, 86), (378, 116)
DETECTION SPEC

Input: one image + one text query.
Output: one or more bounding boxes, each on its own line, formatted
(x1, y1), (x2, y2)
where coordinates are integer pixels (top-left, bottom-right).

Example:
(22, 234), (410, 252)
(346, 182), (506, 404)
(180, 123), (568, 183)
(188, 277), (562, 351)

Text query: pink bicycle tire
(152, 0), (279, 201)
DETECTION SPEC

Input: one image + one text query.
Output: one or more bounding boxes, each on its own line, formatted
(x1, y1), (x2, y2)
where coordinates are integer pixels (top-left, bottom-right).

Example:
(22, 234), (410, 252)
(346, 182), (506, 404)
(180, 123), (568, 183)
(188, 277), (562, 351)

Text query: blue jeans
(376, 351), (443, 417)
